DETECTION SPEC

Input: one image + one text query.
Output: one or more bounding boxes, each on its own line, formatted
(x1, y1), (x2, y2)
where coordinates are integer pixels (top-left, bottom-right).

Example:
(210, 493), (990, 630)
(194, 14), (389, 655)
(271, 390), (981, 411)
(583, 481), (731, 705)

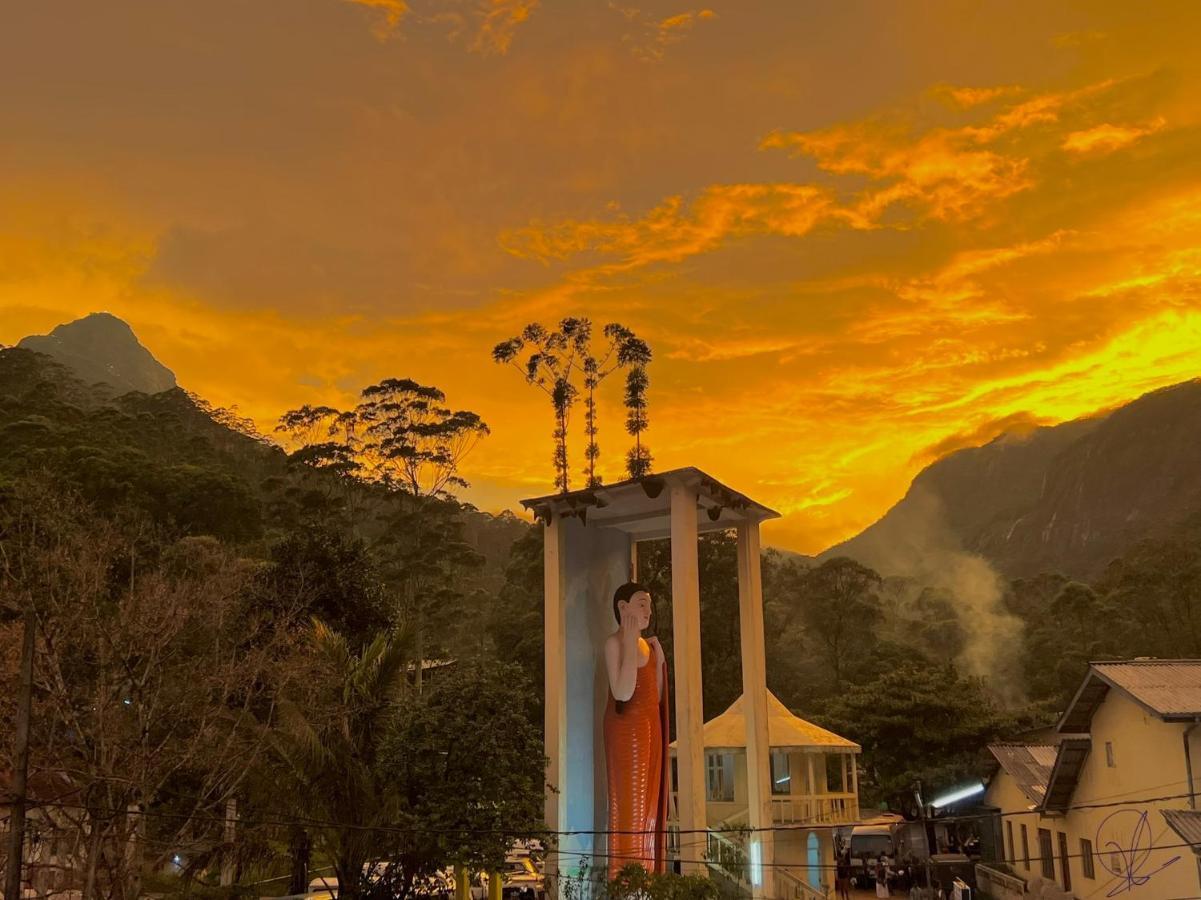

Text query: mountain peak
(18, 312), (177, 395)
(823, 378), (1201, 580)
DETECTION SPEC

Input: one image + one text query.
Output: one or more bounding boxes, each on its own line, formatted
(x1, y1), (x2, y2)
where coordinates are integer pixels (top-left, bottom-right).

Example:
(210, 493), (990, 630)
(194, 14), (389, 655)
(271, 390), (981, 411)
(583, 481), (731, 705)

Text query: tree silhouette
(492, 318), (652, 491)
(492, 321), (581, 493)
(355, 378), (489, 499)
(276, 379), (489, 691)
(620, 336), (653, 479)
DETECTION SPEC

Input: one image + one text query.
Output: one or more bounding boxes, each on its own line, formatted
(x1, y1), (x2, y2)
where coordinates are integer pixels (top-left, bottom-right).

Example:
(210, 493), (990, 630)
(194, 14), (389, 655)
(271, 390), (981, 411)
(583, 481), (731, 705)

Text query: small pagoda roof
(519, 467), (779, 540)
(670, 691), (860, 752)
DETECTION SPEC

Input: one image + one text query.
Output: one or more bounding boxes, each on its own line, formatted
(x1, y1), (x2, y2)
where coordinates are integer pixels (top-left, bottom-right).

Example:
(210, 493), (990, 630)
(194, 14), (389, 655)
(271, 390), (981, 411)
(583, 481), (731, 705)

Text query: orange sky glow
(3, 1), (1201, 553)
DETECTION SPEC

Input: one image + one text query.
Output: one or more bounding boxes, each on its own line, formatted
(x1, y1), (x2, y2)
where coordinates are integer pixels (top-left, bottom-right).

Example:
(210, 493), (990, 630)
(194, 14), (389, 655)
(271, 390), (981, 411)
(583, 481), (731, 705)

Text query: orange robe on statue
(603, 637), (670, 880)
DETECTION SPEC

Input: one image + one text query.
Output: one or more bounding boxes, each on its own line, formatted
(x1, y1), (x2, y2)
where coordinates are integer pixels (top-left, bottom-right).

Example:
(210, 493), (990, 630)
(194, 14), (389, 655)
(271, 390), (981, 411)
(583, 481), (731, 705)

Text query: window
(1038, 829), (1054, 880)
(1020, 824), (1030, 870)
(1057, 832), (1071, 892)
(1005, 821), (1015, 864)
(1081, 838), (1095, 879)
(706, 751), (734, 802)
(1105, 741), (1116, 767)
(770, 750), (791, 796)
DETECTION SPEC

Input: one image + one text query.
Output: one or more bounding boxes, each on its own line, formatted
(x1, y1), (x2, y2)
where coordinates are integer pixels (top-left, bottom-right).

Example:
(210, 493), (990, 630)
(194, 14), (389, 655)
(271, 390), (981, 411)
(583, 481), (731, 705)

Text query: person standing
(874, 855), (891, 899)
(835, 851), (852, 900)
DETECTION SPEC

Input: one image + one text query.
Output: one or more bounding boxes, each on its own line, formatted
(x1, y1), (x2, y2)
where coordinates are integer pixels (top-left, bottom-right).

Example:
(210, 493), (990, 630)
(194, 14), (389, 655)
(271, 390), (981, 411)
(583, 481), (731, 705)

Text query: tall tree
(618, 336), (653, 480)
(492, 319), (651, 491)
(821, 662), (1019, 805)
(0, 479), (295, 900)
(791, 557), (883, 692)
(492, 322), (582, 494)
(268, 621), (412, 900)
(375, 662), (548, 899)
(277, 378), (489, 689)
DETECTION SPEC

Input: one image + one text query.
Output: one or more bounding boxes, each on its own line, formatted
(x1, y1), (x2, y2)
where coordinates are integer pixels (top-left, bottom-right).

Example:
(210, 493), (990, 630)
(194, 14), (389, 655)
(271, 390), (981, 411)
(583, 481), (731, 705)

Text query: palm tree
(269, 620), (412, 900)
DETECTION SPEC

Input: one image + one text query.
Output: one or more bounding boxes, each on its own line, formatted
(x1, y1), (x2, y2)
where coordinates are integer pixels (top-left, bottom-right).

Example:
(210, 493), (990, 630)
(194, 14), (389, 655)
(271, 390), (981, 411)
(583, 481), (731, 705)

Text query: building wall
(986, 691), (1201, 899)
(554, 518), (633, 881)
(703, 749), (844, 893)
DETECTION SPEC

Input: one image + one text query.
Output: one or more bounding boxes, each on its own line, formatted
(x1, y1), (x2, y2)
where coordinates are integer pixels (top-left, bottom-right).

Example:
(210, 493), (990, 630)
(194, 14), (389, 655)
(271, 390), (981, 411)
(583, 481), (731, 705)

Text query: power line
(16, 788), (1201, 838)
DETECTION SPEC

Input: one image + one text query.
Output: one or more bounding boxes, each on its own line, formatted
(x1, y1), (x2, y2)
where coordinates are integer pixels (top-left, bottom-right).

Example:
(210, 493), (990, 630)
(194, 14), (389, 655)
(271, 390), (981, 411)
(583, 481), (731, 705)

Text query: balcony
(770, 792), (857, 825)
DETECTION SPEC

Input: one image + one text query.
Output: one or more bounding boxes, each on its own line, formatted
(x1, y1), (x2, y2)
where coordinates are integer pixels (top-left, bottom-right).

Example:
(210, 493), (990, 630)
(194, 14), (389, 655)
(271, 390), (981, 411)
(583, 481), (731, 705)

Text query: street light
(930, 781), (985, 810)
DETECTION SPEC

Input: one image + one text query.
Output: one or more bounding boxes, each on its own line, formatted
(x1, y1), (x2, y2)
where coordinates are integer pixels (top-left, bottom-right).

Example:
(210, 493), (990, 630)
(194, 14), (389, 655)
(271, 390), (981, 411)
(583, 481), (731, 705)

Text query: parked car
(308, 873), (338, 897)
(498, 856), (544, 900)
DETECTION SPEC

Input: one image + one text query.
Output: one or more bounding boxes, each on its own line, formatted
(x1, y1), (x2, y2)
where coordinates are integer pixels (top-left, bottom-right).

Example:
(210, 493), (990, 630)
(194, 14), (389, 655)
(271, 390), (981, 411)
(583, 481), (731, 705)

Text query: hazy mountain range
(13, 313), (1201, 582)
(823, 378), (1201, 580)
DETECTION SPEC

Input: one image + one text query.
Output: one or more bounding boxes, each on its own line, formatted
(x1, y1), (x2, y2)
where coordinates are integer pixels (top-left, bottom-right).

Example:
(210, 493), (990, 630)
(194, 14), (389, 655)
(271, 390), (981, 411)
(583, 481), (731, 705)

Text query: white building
(669, 691), (860, 899)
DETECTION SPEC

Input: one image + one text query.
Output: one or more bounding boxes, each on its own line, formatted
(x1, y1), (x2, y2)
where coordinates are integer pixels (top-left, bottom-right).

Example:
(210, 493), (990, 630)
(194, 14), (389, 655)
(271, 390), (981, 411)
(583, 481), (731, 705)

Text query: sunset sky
(4, 1), (1201, 553)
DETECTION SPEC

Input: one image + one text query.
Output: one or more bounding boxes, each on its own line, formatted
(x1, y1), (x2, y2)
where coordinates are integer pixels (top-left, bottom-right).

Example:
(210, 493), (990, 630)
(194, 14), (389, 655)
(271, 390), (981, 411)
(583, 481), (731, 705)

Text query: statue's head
(613, 581), (652, 631)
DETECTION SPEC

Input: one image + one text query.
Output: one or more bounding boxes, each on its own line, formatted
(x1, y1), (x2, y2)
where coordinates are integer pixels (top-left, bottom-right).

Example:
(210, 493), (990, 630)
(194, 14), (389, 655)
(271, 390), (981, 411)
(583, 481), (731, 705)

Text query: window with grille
(1021, 824), (1030, 870)
(1005, 821), (1015, 864)
(1038, 828), (1054, 879)
(1057, 832), (1071, 892)
(770, 750), (791, 795)
(1081, 838), (1095, 879)
(706, 751), (735, 802)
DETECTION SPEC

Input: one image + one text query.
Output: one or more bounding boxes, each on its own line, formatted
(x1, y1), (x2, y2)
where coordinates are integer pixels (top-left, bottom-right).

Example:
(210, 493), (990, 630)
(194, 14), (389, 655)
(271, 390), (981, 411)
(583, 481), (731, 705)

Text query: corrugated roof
(670, 691), (859, 751)
(1092, 660), (1201, 719)
(1042, 738), (1091, 812)
(987, 743), (1056, 806)
(1162, 809), (1201, 848)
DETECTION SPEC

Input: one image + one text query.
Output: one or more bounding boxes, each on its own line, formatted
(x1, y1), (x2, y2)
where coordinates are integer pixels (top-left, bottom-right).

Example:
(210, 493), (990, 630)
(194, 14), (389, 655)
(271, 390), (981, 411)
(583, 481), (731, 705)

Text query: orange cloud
(500, 183), (833, 266)
(342, 0), (535, 52)
(613, 5), (718, 60)
(344, 0), (409, 39)
(762, 82), (1120, 224)
(935, 84), (1023, 108)
(911, 411), (1057, 464)
(471, 0), (539, 55)
(1062, 117), (1166, 155)
(6, 3), (1201, 557)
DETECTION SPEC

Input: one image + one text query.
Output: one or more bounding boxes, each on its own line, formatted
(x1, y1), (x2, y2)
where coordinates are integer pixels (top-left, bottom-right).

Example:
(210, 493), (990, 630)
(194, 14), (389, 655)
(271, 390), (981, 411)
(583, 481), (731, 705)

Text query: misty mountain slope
(5, 314), (531, 586)
(18, 311), (177, 395)
(824, 378), (1201, 580)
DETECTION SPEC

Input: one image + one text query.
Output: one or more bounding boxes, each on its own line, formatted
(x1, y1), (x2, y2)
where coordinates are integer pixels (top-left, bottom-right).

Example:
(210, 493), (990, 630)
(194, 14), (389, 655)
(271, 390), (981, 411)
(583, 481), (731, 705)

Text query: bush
(607, 864), (718, 900)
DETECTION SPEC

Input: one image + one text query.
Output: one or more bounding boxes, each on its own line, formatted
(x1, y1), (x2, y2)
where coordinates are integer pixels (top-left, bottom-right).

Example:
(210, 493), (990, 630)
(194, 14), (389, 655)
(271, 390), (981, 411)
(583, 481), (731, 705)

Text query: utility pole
(5, 608), (36, 900)
(913, 781), (935, 899)
(220, 797), (238, 887)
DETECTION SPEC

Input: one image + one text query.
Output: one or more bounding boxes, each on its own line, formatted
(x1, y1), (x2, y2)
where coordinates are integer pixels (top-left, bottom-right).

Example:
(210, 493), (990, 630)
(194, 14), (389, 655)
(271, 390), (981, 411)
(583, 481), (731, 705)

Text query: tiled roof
(670, 691), (859, 751)
(520, 466), (779, 537)
(987, 743), (1057, 805)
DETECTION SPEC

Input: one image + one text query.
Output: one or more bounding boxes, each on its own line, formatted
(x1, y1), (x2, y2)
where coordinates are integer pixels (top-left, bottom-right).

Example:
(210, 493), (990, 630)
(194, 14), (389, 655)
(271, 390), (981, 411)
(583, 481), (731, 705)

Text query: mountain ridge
(823, 378), (1201, 580)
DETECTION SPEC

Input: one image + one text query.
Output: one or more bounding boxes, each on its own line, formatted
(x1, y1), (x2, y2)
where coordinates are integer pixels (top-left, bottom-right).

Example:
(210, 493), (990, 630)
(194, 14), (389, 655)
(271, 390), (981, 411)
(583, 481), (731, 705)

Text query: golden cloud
(1062, 117), (1167, 155)
(613, 5), (718, 60)
(471, 0), (539, 55)
(934, 84), (1023, 109)
(500, 183), (833, 266)
(343, 0), (409, 39)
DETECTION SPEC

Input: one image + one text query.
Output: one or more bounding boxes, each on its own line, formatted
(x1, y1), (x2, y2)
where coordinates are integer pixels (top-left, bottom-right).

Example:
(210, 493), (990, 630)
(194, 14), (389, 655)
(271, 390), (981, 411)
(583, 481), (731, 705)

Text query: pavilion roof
(670, 691), (859, 752)
(519, 467), (779, 540)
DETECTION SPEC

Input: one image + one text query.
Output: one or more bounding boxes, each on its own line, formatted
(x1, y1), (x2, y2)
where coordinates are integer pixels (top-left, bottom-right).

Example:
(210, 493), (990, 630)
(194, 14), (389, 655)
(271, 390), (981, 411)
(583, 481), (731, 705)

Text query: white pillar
(806, 754), (816, 820)
(737, 521), (773, 898)
(670, 480), (706, 876)
(543, 516), (567, 895)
